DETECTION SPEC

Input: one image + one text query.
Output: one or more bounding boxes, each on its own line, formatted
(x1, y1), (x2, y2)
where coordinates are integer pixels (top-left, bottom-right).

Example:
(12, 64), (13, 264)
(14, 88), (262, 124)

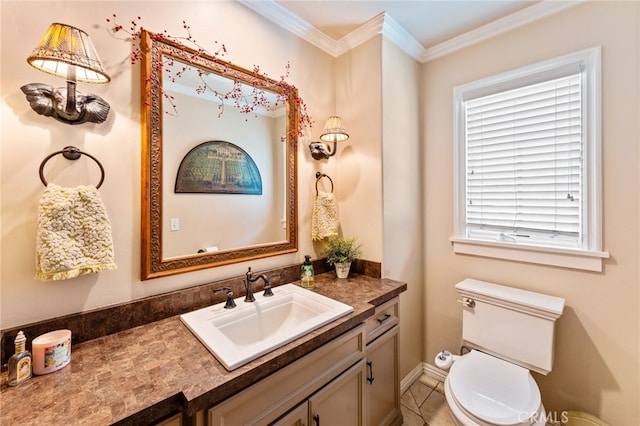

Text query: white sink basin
(180, 283), (353, 370)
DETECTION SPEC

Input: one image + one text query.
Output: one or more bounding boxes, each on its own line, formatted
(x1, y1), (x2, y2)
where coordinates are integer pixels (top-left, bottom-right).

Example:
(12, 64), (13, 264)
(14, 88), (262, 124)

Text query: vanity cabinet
(157, 298), (401, 426)
(365, 297), (401, 426)
(204, 297), (401, 426)
(208, 324), (365, 425)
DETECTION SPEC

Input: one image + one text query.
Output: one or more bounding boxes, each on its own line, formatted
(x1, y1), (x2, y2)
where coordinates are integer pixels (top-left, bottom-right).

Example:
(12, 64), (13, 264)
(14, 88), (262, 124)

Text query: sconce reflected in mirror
(309, 116), (349, 160)
(21, 23), (111, 125)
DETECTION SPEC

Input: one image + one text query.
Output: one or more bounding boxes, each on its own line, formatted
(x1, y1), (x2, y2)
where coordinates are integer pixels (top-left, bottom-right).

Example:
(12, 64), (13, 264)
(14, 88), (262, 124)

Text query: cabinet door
(308, 359), (366, 426)
(366, 325), (400, 426)
(271, 401), (309, 426)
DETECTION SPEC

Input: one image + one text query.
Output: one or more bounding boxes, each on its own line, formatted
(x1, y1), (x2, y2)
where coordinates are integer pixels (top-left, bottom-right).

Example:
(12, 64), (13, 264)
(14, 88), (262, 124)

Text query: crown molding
(334, 12), (385, 56)
(333, 12), (426, 60)
(238, 1), (425, 60)
(238, 0), (339, 56)
(239, 0), (582, 63)
(421, 0), (582, 62)
(380, 13), (426, 61)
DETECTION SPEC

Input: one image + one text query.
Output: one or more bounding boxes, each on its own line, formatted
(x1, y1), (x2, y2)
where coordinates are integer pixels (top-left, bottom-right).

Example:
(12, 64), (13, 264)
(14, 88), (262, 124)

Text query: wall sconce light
(21, 23), (111, 125)
(309, 116), (350, 160)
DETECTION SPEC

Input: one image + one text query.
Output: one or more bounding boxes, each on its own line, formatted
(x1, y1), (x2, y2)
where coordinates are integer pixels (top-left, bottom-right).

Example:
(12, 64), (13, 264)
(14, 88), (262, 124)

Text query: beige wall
(422, 2), (639, 423)
(332, 37), (384, 260)
(381, 37), (424, 379)
(0, 1), (336, 328)
(333, 35), (424, 380)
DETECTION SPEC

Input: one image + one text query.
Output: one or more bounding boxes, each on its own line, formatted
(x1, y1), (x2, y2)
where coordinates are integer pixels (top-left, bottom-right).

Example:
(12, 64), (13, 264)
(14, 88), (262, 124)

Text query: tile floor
(400, 374), (455, 426)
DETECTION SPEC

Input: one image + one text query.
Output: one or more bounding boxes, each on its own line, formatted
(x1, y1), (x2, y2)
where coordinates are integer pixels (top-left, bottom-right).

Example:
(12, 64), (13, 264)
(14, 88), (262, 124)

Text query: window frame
(451, 46), (609, 271)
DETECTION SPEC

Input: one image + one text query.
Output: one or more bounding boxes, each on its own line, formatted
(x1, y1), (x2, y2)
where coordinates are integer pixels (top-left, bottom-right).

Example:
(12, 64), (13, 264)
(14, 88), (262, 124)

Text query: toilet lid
(449, 350), (541, 425)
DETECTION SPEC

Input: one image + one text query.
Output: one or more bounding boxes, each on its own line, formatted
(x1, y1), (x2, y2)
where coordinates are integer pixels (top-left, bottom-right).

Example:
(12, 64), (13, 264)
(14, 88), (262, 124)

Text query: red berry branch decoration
(106, 14), (313, 136)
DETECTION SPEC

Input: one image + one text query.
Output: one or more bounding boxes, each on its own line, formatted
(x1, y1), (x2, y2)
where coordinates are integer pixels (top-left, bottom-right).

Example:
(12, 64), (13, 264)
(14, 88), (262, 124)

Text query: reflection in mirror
(141, 31), (298, 280)
(163, 60), (287, 258)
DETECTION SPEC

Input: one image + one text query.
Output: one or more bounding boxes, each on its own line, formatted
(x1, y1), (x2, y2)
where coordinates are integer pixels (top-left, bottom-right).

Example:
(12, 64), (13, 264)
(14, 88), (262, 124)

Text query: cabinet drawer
(365, 297), (399, 344)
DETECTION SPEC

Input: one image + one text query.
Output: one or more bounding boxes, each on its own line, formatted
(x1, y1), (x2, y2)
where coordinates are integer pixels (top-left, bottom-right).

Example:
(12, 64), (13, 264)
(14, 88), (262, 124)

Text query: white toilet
(437, 278), (565, 426)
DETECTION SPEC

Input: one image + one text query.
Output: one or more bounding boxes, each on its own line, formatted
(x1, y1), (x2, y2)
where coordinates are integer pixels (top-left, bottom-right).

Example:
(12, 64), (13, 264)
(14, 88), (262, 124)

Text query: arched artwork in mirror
(141, 31), (298, 280)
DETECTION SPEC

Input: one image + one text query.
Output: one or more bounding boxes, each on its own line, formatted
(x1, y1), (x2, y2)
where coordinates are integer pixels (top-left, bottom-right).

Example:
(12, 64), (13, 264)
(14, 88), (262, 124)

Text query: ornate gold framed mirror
(140, 31), (298, 280)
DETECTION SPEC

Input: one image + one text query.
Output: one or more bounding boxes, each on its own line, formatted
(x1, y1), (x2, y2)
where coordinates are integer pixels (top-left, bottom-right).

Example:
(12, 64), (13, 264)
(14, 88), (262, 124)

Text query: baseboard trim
(423, 362), (448, 382)
(400, 362), (425, 394)
(401, 362), (449, 393)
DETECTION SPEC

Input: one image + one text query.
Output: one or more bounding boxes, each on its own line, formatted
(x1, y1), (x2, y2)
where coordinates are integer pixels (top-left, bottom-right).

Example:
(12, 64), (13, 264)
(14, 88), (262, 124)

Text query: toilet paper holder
(435, 349), (457, 370)
(437, 350), (452, 361)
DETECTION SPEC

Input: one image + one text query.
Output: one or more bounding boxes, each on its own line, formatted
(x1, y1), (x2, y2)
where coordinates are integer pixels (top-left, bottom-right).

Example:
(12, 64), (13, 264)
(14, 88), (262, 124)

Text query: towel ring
(39, 146), (105, 189)
(315, 172), (334, 195)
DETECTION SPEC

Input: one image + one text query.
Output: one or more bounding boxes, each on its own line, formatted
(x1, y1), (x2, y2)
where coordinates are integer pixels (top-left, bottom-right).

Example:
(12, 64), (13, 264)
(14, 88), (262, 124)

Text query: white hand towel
(35, 184), (117, 281)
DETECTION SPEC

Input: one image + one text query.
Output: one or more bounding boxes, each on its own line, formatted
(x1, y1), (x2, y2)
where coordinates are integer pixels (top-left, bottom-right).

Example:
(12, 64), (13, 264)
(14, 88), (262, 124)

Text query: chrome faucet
(245, 267), (273, 302)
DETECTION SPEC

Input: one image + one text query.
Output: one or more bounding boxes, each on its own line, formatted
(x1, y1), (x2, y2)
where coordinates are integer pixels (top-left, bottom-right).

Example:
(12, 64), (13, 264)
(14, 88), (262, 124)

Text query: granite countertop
(0, 273), (406, 425)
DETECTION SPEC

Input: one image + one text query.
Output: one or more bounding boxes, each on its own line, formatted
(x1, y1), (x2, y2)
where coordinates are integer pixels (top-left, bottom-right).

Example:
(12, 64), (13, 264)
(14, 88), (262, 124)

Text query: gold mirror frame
(140, 31), (298, 280)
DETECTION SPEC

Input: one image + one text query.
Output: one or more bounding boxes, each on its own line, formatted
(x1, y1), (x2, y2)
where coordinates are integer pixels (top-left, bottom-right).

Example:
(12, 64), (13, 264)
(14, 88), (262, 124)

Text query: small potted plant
(323, 237), (361, 279)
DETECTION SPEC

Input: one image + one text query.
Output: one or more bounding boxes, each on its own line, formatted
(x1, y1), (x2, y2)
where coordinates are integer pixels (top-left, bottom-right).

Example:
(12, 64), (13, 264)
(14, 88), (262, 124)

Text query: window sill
(450, 237), (609, 272)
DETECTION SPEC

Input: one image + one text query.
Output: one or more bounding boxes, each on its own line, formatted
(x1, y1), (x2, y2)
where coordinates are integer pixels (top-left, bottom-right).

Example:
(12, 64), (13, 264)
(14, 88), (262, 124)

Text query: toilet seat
(447, 350), (542, 426)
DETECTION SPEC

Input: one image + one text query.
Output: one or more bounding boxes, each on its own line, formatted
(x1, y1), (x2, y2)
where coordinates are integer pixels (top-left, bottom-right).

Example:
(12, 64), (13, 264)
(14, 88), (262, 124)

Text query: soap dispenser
(301, 255), (314, 289)
(7, 331), (32, 386)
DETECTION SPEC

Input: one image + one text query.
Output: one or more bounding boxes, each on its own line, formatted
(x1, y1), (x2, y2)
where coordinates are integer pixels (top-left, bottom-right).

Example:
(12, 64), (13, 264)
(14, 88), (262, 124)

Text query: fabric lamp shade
(320, 116), (349, 143)
(27, 23), (110, 84)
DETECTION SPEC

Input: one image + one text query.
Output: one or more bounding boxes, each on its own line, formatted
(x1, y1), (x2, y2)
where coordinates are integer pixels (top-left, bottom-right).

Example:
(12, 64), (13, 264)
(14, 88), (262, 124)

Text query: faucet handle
(263, 281), (273, 297)
(215, 287), (237, 309)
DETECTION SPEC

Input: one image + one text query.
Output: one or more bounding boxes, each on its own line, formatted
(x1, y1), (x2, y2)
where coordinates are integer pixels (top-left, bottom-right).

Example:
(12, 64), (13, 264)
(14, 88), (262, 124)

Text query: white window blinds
(464, 73), (583, 248)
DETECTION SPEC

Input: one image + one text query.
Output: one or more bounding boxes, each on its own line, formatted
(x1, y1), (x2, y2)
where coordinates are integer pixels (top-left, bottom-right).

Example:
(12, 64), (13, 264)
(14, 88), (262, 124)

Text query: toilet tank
(456, 278), (565, 375)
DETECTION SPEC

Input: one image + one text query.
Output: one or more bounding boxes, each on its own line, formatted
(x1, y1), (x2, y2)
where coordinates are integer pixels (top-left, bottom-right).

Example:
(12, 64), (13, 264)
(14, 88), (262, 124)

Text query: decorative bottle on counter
(301, 255), (315, 289)
(7, 331), (32, 386)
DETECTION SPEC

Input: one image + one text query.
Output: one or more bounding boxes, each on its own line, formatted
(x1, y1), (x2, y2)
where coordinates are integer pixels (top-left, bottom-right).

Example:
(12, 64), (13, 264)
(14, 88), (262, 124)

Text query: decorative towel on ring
(312, 191), (339, 241)
(35, 184), (117, 281)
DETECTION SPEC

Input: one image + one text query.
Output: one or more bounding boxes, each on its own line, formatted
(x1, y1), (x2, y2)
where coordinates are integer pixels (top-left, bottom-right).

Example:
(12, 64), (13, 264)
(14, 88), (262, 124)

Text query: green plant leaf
(322, 237), (361, 265)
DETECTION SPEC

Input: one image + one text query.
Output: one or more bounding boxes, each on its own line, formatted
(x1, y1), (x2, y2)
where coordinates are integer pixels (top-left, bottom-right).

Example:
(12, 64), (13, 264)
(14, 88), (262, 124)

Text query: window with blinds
(464, 73), (583, 248)
(452, 47), (605, 268)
